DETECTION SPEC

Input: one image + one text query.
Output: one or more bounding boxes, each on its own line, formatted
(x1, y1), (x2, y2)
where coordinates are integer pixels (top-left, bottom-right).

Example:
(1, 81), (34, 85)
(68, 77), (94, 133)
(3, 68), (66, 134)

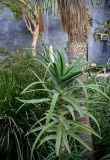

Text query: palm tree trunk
(80, 114), (95, 160)
(67, 40), (94, 160)
(67, 40), (87, 64)
(32, 25), (39, 57)
(58, 0), (94, 157)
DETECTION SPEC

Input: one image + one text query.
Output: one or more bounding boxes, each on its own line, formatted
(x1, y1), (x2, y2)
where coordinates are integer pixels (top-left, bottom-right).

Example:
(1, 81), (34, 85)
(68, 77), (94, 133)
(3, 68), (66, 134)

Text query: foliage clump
(94, 20), (110, 43)
(90, 77), (110, 160)
(0, 0), (22, 18)
(0, 52), (47, 160)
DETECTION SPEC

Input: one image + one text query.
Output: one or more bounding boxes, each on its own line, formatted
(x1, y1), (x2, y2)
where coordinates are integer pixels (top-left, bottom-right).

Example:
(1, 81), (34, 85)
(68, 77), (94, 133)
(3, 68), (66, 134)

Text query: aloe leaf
(46, 92), (59, 124)
(30, 116), (46, 130)
(70, 121), (101, 138)
(62, 130), (71, 154)
(55, 125), (62, 156)
(68, 131), (92, 151)
(61, 66), (102, 83)
(31, 70), (42, 81)
(31, 120), (58, 159)
(60, 116), (70, 130)
(65, 105), (75, 120)
(78, 99), (107, 104)
(53, 63), (61, 82)
(63, 97), (83, 117)
(61, 70), (83, 82)
(57, 51), (65, 76)
(83, 110), (101, 134)
(64, 56), (83, 75)
(22, 88), (53, 94)
(21, 82), (46, 94)
(37, 135), (56, 148)
(17, 98), (50, 104)
(27, 126), (43, 135)
(43, 62), (53, 81)
(76, 79), (88, 104)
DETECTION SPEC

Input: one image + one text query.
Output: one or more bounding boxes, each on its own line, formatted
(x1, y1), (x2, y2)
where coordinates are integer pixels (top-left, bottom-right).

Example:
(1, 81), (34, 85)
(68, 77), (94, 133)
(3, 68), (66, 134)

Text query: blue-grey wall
(88, 0), (110, 64)
(0, 7), (68, 52)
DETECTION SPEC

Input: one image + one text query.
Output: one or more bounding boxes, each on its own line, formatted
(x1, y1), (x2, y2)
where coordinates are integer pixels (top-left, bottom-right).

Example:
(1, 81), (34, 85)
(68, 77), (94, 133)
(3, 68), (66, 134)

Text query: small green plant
(88, 16), (93, 27)
(94, 20), (110, 42)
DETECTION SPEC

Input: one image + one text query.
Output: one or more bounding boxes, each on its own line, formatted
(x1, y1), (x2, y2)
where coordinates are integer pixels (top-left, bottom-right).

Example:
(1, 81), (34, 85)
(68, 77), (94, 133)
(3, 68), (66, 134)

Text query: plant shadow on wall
(18, 45), (110, 160)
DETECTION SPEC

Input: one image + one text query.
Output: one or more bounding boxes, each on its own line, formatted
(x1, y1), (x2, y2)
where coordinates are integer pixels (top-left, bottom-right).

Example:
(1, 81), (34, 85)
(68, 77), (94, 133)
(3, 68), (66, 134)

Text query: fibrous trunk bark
(67, 40), (94, 160)
(32, 25), (39, 57)
(67, 40), (87, 64)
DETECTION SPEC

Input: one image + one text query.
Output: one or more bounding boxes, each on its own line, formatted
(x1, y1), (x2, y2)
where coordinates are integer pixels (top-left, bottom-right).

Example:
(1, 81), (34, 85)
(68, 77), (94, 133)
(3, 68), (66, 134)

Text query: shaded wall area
(0, 7), (68, 52)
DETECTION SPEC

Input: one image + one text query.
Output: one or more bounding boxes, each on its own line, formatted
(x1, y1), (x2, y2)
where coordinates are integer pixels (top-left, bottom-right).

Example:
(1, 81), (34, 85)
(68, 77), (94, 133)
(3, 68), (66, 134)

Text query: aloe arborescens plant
(17, 48), (107, 159)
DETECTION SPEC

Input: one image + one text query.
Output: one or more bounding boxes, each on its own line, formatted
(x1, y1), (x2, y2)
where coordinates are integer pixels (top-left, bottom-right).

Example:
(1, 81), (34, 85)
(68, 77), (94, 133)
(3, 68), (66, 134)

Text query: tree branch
(22, 14), (33, 35)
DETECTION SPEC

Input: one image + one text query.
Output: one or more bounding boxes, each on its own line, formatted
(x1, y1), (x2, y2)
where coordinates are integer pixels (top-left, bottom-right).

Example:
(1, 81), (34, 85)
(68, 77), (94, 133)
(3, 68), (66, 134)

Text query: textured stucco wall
(0, 7), (68, 52)
(88, 0), (110, 64)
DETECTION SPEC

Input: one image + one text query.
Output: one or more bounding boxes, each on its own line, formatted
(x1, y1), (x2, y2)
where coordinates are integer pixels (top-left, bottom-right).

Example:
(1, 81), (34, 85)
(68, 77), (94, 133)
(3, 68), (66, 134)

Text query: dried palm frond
(35, 0), (89, 42)
(57, 0), (89, 42)
(20, 0), (89, 41)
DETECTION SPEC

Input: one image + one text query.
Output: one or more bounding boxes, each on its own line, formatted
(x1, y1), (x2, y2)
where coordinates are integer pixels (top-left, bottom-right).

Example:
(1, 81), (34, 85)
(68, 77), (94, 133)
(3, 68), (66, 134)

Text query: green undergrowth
(89, 77), (110, 160)
(0, 50), (110, 160)
(0, 54), (49, 160)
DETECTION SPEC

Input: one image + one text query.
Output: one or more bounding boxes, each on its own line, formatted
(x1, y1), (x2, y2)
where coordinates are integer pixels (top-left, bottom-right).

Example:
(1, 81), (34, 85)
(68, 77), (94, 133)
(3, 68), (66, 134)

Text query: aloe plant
(18, 48), (108, 159)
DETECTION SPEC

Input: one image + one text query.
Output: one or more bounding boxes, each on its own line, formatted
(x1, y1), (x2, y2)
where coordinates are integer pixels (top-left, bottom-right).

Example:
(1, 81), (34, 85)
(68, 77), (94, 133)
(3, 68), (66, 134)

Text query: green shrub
(0, 54), (48, 160)
(89, 77), (110, 159)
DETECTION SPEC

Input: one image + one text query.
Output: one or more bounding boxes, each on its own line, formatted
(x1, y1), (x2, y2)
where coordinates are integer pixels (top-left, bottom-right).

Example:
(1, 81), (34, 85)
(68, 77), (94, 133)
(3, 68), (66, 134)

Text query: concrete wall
(88, 0), (110, 64)
(0, 7), (68, 52)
